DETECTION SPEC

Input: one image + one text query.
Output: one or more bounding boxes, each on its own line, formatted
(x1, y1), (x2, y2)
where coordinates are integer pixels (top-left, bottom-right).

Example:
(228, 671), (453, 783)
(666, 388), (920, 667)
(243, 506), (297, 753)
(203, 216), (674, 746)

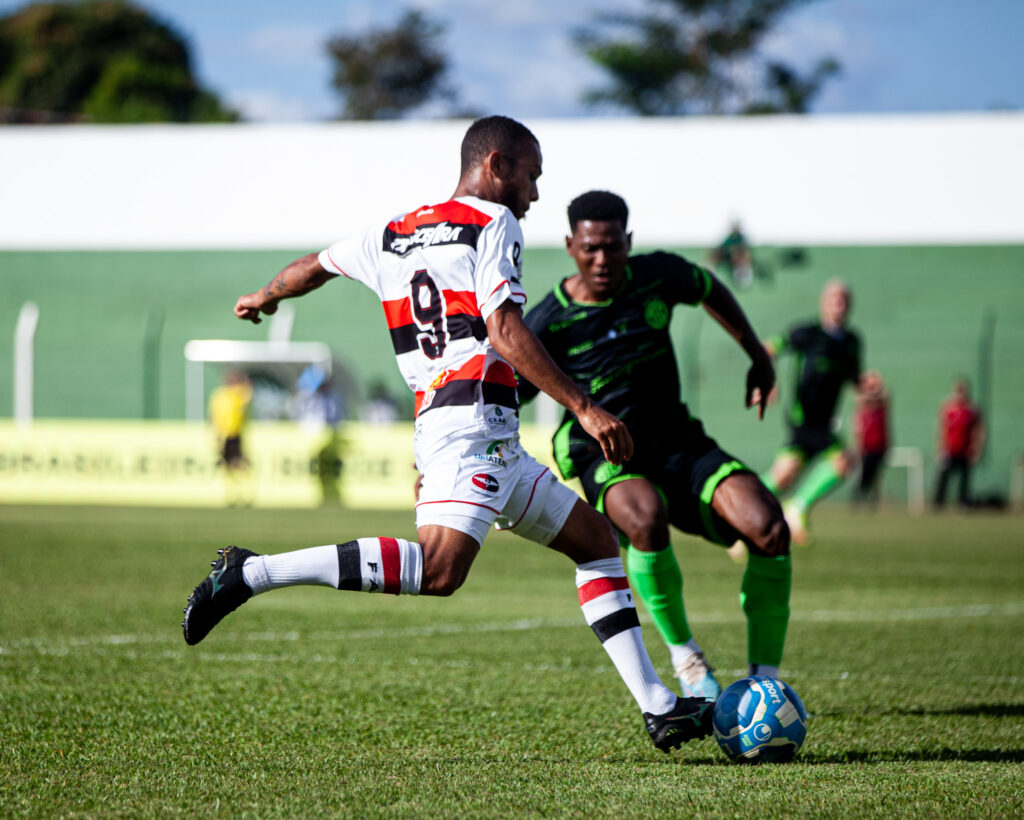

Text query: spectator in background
(291, 364), (343, 504)
(934, 377), (985, 509)
(362, 379), (400, 424)
(709, 221), (754, 290)
(852, 370), (890, 507)
(209, 369), (252, 472)
(209, 370), (253, 506)
(291, 364), (340, 432)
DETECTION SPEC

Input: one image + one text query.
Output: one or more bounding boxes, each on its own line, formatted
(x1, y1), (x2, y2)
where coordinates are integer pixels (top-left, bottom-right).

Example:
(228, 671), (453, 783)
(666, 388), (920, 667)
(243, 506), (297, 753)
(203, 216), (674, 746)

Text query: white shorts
(414, 430), (579, 546)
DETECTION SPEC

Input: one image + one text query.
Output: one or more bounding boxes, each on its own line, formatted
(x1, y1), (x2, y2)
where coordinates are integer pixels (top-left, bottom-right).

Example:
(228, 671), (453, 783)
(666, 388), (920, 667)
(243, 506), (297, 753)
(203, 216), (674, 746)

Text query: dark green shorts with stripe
(574, 416), (750, 547)
(780, 424), (844, 463)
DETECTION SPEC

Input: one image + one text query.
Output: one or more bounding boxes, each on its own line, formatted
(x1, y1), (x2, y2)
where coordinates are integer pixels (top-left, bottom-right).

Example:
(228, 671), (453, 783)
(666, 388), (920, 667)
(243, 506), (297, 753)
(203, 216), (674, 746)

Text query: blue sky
(2, 0), (1021, 120)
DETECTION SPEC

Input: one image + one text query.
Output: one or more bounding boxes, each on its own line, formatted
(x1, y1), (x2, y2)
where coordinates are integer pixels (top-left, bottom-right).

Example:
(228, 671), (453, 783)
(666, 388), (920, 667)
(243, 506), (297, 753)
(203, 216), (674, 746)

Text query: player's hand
(745, 353), (776, 420)
(577, 403), (633, 465)
(234, 291), (279, 324)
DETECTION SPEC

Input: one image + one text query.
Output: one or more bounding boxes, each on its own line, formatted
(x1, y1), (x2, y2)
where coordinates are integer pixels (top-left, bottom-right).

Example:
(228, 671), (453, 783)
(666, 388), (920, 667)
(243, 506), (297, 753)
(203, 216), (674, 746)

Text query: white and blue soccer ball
(712, 676), (808, 763)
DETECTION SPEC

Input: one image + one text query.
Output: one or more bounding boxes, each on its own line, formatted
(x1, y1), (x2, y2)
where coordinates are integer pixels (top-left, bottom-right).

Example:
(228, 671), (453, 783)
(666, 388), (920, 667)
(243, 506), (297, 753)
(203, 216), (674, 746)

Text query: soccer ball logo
(712, 676), (808, 763)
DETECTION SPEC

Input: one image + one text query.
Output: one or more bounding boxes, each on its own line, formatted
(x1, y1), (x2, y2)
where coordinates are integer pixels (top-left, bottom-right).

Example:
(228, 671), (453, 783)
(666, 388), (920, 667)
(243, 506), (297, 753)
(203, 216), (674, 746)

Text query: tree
(744, 56), (839, 114)
(326, 9), (467, 120)
(575, 0), (839, 116)
(0, 1), (236, 124)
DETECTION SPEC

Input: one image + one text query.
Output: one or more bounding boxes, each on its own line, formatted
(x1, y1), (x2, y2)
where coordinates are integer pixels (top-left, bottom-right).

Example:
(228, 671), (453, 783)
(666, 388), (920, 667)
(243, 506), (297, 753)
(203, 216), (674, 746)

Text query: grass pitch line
(1, 602), (1021, 656)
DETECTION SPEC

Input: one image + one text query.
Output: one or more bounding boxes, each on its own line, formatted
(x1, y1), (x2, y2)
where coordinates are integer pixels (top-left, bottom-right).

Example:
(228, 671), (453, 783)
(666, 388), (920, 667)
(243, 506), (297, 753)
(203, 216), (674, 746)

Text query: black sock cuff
(336, 541), (361, 591)
(590, 608), (641, 642)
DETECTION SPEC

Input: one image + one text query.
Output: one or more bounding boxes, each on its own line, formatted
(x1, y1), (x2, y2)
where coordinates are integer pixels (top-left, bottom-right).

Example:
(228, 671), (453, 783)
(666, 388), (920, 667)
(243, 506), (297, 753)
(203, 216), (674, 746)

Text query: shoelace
(674, 652), (714, 686)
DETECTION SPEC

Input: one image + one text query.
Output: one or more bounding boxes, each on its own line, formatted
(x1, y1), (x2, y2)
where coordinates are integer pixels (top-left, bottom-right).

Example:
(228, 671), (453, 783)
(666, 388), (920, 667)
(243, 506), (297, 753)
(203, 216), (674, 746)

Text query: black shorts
(576, 416), (750, 546)
(220, 436), (244, 466)
(782, 425), (843, 462)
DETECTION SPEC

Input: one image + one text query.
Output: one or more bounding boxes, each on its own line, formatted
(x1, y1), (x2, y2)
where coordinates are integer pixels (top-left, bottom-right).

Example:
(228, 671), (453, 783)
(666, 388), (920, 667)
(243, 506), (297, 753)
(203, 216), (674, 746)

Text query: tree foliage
(0, 1), (236, 124)
(576, 0), (840, 116)
(326, 9), (466, 120)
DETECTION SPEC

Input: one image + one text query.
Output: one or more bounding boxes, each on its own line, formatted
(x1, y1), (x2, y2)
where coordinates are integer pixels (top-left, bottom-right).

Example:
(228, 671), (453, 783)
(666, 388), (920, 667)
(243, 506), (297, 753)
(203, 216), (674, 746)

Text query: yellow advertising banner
(0, 420), (563, 509)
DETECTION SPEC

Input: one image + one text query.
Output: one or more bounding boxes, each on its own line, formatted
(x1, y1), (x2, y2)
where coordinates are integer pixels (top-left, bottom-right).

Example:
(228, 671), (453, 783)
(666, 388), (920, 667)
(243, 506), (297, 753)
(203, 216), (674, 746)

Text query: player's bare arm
(486, 300), (634, 465)
(234, 252), (336, 323)
(700, 273), (776, 419)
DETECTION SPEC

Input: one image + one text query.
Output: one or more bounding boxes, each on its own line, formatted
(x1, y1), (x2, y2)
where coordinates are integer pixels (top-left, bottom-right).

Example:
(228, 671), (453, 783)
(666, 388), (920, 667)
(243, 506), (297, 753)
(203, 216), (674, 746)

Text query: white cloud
(758, 7), (887, 113)
(442, 8), (614, 117)
(239, 24), (327, 67)
(761, 14), (870, 69)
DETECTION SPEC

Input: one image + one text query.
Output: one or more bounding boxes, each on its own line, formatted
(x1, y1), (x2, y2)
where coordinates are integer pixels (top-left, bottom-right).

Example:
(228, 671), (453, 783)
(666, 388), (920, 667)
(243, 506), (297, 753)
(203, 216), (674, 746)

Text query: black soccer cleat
(182, 546), (257, 646)
(643, 696), (715, 753)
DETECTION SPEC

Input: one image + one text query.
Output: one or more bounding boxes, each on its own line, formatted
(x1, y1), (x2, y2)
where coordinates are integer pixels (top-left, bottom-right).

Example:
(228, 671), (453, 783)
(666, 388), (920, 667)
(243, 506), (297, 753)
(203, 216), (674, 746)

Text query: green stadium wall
(3, 244), (1023, 503)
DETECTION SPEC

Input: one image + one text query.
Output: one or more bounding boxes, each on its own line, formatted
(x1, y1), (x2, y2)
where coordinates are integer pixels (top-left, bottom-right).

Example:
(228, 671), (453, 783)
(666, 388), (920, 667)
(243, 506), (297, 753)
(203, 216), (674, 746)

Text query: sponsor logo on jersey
(386, 221), (472, 256)
(471, 473), (500, 493)
(485, 406), (508, 426)
(567, 340), (594, 356)
(550, 311), (590, 333)
(473, 441), (508, 469)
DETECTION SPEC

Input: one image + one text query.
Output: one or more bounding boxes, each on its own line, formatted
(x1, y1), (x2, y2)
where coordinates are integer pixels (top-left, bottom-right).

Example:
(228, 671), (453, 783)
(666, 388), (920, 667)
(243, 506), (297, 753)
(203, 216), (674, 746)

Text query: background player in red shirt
(934, 377), (985, 509)
(852, 370), (890, 507)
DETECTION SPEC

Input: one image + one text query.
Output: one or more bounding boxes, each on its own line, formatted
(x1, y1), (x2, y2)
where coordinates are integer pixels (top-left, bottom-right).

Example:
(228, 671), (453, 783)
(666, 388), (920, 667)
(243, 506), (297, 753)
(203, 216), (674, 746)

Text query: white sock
(242, 545), (339, 594)
(576, 557), (676, 715)
(668, 638), (704, 671)
(241, 538), (423, 596)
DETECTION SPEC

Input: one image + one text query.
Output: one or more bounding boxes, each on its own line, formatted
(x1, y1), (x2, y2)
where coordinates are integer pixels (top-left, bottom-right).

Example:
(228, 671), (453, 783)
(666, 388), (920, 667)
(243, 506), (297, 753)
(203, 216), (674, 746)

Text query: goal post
(1010, 452), (1024, 511)
(184, 339), (333, 421)
(887, 445), (925, 516)
(14, 301), (40, 427)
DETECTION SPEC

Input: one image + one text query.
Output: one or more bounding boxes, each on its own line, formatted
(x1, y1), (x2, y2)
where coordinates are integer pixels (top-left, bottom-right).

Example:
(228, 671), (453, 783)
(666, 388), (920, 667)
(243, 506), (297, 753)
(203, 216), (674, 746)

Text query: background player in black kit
(519, 190), (791, 700)
(758, 280), (863, 545)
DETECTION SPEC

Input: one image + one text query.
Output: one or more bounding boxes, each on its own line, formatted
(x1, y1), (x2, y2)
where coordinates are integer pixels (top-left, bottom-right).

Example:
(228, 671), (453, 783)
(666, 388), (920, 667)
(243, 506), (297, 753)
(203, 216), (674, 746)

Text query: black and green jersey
(771, 322), (861, 430)
(522, 251), (712, 478)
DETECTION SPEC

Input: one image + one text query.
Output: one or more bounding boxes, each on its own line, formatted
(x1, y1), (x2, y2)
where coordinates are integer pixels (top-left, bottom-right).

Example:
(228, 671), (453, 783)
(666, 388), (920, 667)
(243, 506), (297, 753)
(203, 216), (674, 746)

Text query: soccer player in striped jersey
(182, 117), (712, 753)
(520, 190), (791, 700)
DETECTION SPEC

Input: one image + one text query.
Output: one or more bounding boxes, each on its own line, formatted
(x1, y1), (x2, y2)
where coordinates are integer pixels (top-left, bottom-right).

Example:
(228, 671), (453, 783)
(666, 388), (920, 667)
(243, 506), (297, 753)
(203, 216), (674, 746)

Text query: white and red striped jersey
(318, 196), (527, 434)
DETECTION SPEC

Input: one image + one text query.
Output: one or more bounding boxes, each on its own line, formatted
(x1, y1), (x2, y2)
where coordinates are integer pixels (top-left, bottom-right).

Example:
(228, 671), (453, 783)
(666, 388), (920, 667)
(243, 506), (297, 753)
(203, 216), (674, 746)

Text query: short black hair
(567, 190), (629, 232)
(460, 116), (538, 175)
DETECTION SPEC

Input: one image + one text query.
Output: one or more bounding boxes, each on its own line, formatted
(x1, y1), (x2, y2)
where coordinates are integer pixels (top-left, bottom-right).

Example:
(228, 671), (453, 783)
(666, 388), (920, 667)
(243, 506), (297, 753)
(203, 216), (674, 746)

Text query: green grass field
(2, 504), (1022, 818)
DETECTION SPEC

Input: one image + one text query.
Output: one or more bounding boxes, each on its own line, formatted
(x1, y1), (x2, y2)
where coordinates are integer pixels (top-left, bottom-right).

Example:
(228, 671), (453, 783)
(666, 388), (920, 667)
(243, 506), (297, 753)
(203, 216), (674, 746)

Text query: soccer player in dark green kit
(519, 190), (791, 700)
(758, 280), (863, 545)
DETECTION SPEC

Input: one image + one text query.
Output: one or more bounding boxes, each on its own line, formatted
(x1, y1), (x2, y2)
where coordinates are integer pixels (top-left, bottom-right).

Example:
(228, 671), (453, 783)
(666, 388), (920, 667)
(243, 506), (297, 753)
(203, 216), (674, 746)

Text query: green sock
(740, 553), (792, 668)
(791, 457), (844, 510)
(626, 545), (692, 646)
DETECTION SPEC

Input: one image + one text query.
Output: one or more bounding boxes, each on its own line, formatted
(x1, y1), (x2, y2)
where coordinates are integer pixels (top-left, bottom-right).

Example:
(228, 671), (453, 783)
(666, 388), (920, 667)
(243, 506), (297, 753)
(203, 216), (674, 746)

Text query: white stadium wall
(2, 112), (1023, 250)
